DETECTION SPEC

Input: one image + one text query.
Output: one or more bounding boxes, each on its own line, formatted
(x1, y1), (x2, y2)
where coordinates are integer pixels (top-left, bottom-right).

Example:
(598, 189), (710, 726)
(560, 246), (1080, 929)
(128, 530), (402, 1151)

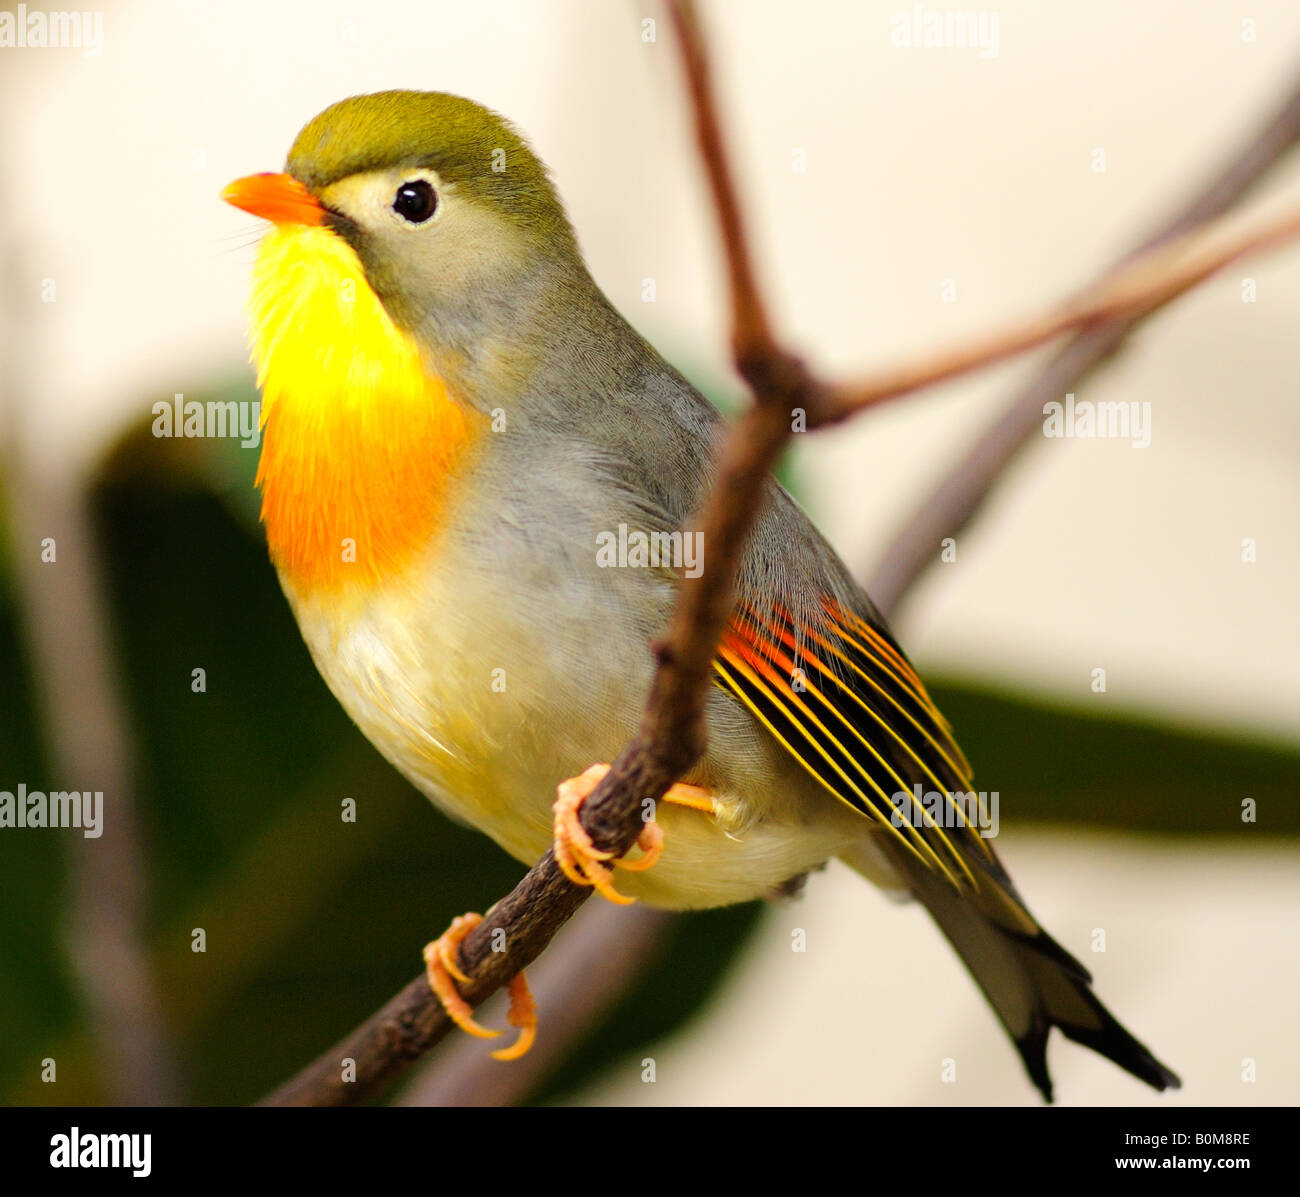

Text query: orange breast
(257, 380), (477, 595)
(245, 223), (480, 597)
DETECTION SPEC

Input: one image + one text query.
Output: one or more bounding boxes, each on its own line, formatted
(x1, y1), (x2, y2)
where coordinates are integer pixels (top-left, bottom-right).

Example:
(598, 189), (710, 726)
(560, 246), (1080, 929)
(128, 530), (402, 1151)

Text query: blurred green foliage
(0, 383), (1295, 1106)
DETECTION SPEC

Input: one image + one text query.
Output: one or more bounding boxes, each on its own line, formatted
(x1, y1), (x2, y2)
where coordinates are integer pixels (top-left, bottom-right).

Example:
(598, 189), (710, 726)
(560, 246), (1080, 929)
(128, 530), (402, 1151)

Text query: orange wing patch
(714, 599), (992, 890)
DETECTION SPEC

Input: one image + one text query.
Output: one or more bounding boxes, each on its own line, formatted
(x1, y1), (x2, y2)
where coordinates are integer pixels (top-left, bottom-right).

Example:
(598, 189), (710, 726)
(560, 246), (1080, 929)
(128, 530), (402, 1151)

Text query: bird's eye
(392, 179), (437, 223)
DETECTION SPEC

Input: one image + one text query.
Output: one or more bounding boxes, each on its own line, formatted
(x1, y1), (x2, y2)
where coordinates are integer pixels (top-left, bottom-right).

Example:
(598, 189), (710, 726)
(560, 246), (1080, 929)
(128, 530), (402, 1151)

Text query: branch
(868, 65), (1300, 616)
(817, 188), (1300, 426)
(260, 9), (1300, 1106)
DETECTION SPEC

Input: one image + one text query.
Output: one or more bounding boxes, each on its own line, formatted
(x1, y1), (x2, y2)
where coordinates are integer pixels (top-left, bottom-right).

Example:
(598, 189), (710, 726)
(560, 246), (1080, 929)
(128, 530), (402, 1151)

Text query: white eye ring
(387, 169), (442, 227)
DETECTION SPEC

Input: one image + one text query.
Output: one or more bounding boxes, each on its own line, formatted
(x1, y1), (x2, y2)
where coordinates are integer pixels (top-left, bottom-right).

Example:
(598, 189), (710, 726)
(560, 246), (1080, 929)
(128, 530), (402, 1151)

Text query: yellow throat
(247, 224), (477, 597)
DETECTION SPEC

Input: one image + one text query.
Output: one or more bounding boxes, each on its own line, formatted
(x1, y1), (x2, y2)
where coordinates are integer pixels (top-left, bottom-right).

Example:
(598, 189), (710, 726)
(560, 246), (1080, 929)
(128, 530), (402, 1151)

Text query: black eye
(392, 179), (437, 223)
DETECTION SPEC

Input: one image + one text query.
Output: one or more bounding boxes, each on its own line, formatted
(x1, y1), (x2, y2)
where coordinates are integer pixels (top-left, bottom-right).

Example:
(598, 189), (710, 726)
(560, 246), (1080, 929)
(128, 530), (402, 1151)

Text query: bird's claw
(552, 764), (663, 904)
(422, 911), (537, 1060)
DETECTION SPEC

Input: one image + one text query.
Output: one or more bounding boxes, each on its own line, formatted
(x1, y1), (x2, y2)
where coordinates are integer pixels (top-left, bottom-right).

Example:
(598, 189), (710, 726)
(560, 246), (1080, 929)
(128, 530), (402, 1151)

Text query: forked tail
(865, 842), (1181, 1102)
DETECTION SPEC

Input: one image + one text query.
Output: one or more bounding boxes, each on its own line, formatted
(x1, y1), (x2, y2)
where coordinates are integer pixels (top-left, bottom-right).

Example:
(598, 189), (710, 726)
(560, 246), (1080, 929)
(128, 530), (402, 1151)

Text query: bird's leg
(552, 763), (717, 904)
(422, 911), (538, 1060)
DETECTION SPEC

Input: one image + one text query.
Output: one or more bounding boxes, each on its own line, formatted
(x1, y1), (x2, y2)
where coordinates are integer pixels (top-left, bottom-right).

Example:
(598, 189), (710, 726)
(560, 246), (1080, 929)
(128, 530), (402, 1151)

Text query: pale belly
(279, 554), (867, 910)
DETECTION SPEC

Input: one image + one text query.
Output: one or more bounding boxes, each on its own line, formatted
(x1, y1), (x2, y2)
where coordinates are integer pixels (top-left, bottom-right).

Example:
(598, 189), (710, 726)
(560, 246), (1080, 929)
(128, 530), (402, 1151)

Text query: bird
(223, 89), (1180, 1099)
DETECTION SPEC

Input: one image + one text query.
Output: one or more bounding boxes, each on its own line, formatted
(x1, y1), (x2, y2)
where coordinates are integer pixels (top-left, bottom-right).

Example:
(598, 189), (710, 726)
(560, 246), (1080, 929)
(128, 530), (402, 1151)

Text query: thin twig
(868, 66), (1300, 615)
(817, 189), (1300, 425)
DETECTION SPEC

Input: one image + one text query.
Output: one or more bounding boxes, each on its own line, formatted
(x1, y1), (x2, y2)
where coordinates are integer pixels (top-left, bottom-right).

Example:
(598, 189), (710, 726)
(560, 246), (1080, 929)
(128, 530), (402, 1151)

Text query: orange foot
(423, 912), (537, 1061)
(553, 763), (717, 905)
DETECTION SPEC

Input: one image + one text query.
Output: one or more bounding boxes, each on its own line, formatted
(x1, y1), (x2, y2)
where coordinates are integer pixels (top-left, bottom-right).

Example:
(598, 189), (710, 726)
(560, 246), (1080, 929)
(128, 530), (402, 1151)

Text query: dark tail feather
(893, 853), (1181, 1102)
(1012, 938), (1182, 1100)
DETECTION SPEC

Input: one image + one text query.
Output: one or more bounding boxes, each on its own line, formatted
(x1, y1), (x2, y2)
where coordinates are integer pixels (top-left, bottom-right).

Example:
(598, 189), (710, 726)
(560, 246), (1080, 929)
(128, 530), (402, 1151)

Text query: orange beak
(222, 172), (326, 226)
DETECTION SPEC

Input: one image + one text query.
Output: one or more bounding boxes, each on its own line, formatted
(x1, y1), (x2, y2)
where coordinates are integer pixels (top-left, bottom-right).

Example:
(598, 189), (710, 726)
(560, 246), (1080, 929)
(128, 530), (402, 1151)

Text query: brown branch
(868, 65), (1300, 616)
(670, 0), (777, 361)
(260, 10), (1300, 1106)
(818, 190), (1300, 426)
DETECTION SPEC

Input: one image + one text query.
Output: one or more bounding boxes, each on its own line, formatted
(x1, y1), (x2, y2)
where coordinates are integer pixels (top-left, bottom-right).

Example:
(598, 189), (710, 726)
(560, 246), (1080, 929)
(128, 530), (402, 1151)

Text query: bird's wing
(712, 589), (999, 893)
(708, 484), (1180, 1100)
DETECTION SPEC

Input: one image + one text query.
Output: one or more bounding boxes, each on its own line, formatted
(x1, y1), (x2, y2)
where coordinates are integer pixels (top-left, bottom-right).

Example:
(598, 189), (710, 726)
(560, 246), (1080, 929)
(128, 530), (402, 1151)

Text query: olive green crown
(287, 90), (574, 248)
